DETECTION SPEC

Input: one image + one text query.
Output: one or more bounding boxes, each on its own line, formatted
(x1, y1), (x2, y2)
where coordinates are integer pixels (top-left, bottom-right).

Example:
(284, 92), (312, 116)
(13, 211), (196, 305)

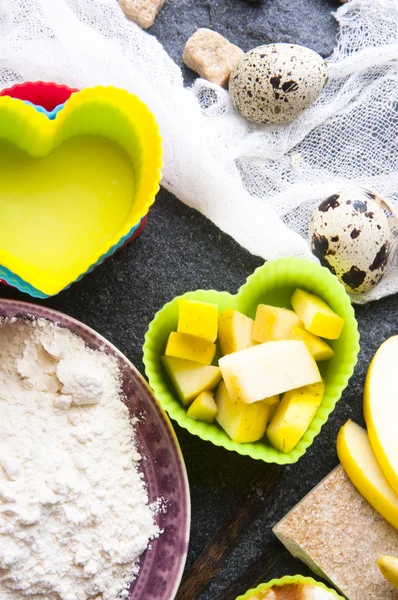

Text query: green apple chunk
(187, 391), (218, 423)
(291, 288), (344, 340)
(161, 356), (222, 407)
(289, 326), (334, 362)
(218, 340), (321, 404)
(267, 381), (325, 453)
(218, 309), (255, 356)
(177, 298), (218, 342)
(253, 304), (303, 343)
(165, 331), (216, 364)
(266, 396), (280, 425)
(215, 381), (270, 443)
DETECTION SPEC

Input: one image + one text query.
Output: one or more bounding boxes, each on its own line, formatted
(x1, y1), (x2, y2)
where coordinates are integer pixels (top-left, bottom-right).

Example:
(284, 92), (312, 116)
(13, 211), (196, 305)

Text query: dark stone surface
(150, 0), (341, 85)
(2, 2), (388, 599)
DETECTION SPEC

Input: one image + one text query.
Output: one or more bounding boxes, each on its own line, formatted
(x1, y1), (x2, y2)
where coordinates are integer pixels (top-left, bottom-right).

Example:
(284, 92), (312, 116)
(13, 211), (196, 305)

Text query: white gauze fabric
(0, 0), (396, 303)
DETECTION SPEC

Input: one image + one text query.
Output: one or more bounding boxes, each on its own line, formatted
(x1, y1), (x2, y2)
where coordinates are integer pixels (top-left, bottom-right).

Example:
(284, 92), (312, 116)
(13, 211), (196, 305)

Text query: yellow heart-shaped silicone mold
(0, 86), (162, 296)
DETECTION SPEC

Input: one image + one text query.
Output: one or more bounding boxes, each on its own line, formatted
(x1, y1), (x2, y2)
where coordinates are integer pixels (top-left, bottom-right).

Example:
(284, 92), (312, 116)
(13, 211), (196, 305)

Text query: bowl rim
(143, 257), (360, 465)
(0, 298), (190, 600)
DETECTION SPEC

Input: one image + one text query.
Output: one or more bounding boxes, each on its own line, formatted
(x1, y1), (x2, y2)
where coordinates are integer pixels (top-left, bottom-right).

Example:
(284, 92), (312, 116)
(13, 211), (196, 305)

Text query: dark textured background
(3, 2), (395, 598)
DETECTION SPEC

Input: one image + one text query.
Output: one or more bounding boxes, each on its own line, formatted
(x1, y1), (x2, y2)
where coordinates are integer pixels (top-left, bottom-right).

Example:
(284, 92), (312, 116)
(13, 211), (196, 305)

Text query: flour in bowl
(0, 318), (159, 600)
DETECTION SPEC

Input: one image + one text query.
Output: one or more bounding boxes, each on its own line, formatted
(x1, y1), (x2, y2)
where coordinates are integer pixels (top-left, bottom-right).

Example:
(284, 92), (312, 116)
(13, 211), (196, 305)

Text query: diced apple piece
(187, 391), (218, 423)
(289, 326), (335, 361)
(253, 304), (303, 343)
(177, 298), (218, 341)
(218, 340), (321, 404)
(161, 356), (222, 406)
(266, 397), (280, 425)
(378, 555), (398, 589)
(215, 381), (270, 443)
(364, 336), (398, 495)
(337, 420), (398, 530)
(262, 394), (279, 405)
(291, 289), (344, 340)
(266, 381), (325, 453)
(165, 331), (216, 365)
(218, 309), (255, 356)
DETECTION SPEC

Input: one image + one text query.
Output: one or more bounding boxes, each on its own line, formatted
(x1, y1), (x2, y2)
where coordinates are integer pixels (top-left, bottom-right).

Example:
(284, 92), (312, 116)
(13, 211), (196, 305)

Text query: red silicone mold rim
(0, 81), (79, 111)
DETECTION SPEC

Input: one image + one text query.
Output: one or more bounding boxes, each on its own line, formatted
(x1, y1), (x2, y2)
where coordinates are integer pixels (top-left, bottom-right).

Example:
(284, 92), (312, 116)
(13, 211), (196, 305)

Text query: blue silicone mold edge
(0, 100), (146, 298)
(23, 100), (65, 120)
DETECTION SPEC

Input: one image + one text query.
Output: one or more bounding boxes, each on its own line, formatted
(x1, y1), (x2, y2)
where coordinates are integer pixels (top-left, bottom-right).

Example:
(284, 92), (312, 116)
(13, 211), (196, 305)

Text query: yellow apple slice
(252, 304), (303, 343)
(161, 356), (222, 406)
(266, 381), (324, 453)
(215, 381), (270, 443)
(177, 298), (218, 341)
(337, 420), (398, 529)
(378, 555), (398, 588)
(218, 309), (254, 356)
(218, 340), (321, 404)
(165, 331), (216, 365)
(291, 289), (344, 340)
(187, 390), (218, 423)
(289, 326), (335, 362)
(364, 336), (398, 496)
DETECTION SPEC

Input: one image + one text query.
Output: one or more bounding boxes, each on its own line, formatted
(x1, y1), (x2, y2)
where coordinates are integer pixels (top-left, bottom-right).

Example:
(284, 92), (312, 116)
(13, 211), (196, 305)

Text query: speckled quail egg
(310, 188), (391, 294)
(229, 43), (328, 124)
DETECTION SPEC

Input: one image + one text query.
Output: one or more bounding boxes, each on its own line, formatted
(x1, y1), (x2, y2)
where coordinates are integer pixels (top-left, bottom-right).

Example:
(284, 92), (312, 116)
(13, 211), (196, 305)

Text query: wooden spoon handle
(213, 545), (282, 600)
(175, 464), (283, 600)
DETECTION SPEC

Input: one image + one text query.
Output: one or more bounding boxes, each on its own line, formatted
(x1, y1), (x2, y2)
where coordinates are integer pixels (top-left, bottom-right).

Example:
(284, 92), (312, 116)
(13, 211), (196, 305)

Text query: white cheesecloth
(0, 0), (396, 303)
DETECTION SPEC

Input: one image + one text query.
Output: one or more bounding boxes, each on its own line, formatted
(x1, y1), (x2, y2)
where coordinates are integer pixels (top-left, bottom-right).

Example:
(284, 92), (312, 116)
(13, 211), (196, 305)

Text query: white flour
(0, 318), (159, 600)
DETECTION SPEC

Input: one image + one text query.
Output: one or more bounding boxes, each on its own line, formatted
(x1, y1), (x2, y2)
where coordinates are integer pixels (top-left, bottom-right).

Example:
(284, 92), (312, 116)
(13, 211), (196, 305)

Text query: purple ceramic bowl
(0, 299), (190, 600)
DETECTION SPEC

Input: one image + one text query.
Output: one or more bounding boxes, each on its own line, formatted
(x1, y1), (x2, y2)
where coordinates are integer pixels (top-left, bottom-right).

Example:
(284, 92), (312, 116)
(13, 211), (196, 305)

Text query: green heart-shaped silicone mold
(236, 575), (344, 599)
(143, 258), (359, 464)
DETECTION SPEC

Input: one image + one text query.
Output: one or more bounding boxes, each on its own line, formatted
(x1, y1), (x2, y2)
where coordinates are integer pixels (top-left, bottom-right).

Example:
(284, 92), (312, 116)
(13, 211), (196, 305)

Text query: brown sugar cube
(183, 28), (243, 88)
(119, 0), (166, 29)
(273, 465), (398, 600)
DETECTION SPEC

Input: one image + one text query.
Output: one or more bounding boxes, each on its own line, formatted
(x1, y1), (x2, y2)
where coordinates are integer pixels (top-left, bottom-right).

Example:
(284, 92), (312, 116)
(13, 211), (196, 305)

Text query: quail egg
(310, 188), (391, 294)
(229, 43), (328, 124)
